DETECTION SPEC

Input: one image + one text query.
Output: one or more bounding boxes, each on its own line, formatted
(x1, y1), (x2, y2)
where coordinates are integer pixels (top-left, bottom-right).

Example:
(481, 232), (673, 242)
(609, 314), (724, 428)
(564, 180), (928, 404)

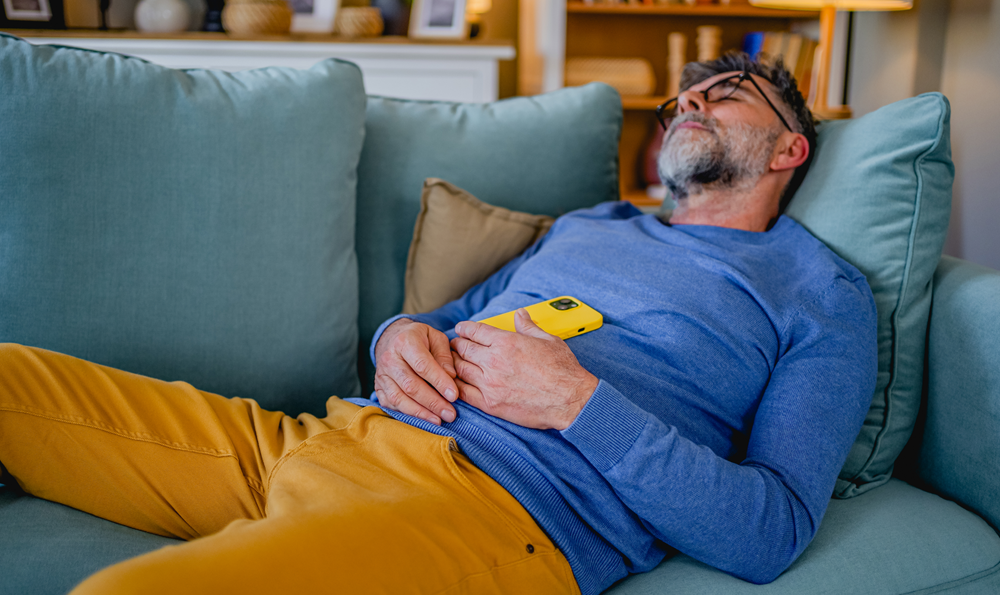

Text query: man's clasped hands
(373, 309), (599, 432)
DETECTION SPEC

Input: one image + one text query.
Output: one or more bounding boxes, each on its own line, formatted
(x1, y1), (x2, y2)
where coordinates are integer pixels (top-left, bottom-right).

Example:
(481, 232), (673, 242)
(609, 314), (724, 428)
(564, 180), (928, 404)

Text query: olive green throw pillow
(402, 179), (553, 314)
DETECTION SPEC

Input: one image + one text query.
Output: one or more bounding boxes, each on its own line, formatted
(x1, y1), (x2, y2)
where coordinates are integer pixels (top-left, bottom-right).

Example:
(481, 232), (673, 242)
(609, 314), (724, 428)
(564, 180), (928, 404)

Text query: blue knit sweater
(349, 201), (878, 594)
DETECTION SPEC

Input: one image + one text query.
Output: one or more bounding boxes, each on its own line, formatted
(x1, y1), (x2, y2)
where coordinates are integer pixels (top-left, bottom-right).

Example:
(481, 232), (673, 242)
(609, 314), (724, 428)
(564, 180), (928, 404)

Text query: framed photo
(289, 0), (339, 33)
(1, 0), (65, 28)
(409, 0), (467, 39)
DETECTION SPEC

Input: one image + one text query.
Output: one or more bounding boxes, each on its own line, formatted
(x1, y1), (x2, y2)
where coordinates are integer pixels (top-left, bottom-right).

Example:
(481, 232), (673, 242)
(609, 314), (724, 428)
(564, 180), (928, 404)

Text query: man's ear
(770, 132), (809, 172)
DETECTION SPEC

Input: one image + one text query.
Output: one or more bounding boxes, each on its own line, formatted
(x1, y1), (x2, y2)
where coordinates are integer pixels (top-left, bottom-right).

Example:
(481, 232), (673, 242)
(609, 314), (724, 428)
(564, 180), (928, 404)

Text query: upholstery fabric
(355, 84), (622, 392)
(0, 487), (177, 595)
(402, 178), (554, 315)
(606, 479), (1000, 594)
(0, 34), (367, 416)
(785, 93), (954, 496)
(918, 256), (1000, 531)
(8, 478), (996, 595)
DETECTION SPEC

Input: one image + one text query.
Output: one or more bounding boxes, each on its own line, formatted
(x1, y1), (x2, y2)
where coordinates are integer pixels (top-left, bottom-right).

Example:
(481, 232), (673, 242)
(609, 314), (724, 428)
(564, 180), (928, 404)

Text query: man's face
(657, 71), (786, 201)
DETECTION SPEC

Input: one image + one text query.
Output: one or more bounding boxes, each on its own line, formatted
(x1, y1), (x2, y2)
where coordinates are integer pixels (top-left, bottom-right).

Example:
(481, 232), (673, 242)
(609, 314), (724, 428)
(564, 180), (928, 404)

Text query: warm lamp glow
(466, 0), (493, 15)
(749, 0), (910, 9)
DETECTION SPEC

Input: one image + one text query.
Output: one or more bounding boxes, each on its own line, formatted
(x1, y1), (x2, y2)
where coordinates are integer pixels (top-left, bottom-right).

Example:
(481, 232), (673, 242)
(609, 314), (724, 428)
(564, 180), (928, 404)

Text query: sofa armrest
(917, 255), (1000, 531)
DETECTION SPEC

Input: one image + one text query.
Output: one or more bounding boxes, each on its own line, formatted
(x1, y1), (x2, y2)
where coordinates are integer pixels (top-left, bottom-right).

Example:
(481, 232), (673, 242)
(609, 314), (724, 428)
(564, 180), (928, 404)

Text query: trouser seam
(440, 437), (533, 546)
(263, 404), (374, 502)
(0, 403), (237, 458)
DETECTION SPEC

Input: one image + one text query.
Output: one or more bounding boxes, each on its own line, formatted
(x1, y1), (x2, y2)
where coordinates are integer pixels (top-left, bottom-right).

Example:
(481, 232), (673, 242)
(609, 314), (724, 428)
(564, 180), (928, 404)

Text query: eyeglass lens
(704, 75), (744, 102)
(659, 74), (743, 120)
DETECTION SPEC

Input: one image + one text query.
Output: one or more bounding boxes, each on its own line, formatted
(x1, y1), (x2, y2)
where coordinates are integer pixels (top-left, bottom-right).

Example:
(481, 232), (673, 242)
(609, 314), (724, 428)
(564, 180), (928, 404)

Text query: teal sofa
(2, 32), (999, 594)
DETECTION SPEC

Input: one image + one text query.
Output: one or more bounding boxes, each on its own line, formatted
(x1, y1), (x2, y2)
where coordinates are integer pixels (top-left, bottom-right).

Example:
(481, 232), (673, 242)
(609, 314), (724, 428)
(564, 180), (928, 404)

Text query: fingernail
(441, 408), (456, 423)
(445, 388), (457, 401)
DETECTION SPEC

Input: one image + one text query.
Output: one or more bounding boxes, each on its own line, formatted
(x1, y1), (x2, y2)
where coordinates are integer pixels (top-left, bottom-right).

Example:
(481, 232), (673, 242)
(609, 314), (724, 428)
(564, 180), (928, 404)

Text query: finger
(375, 375), (442, 425)
(428, 329), (458, 378)
(451, 349), (484, 387)
(455, 378), (488, 413)
(385, 353), (457, 423)
(454, 320), (502, 346)
(450, 336), (491, 367)
(399, 335), (458, 403)
(513, 308), (558, 340)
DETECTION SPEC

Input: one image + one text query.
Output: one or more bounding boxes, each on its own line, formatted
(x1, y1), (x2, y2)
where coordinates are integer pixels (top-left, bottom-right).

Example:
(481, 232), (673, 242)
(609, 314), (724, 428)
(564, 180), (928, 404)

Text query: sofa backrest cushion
(0, 34), (367, 416)
(355, 84), (622, 392)
(786, 93), (953, 497)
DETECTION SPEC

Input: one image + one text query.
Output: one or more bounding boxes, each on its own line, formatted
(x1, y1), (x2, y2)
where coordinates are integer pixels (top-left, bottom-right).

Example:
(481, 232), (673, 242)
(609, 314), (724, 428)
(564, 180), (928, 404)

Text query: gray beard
(657, 113), (781, 201)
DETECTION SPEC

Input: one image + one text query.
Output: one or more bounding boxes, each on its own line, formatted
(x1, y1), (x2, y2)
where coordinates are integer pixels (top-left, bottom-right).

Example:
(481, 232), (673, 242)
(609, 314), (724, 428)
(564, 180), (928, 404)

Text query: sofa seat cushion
(0, 487), (177, 595)
(607, 479), (1000, 594)
(0, 34), (367, 416)
(5, 480), (998, 594)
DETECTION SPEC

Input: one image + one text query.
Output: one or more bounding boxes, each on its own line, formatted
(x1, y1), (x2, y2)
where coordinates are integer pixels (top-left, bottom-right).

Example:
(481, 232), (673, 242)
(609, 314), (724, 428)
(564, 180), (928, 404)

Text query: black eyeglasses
(655, 71), (793, 133)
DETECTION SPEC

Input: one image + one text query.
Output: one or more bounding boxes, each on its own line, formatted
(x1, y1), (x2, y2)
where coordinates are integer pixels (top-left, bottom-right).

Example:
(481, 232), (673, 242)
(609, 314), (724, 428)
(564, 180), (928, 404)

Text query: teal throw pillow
(786, 93), (954, 496)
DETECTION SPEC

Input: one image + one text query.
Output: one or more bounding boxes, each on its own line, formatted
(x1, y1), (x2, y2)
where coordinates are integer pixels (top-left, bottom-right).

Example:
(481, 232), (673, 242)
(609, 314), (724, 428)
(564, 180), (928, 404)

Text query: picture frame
(1, 0), (65, 28)
(289, 0), (339, 33)
(409, 0), (467, 39)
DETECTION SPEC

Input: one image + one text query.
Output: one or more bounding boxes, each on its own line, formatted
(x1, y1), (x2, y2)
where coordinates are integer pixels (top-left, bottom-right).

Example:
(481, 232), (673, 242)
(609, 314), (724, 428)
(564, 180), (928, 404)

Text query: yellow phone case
(478, 296), (603, 340)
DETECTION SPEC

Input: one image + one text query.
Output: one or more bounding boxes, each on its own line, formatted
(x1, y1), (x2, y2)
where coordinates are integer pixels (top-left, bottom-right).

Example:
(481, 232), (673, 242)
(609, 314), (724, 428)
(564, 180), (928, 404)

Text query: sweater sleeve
(561, 276), (878, 584)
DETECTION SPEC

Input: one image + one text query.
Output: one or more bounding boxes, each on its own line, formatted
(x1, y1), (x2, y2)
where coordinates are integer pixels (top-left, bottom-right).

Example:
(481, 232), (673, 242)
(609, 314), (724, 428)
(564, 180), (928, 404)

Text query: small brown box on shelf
(333, 6), (384, 37)
(565, 57), (656, 97)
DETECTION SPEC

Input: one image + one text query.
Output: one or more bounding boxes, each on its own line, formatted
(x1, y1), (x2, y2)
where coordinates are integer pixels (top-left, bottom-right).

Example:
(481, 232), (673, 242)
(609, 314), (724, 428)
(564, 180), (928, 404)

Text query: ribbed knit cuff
(561, 380), (648, 473)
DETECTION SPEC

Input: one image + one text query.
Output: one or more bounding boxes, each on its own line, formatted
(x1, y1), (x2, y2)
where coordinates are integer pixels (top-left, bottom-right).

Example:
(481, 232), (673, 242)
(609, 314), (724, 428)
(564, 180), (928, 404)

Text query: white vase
(135, 0), (191, 33)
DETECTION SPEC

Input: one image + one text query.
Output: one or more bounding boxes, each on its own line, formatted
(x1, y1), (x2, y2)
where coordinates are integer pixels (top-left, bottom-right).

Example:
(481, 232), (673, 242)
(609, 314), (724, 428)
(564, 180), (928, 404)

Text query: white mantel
(25, 36), (515, 103)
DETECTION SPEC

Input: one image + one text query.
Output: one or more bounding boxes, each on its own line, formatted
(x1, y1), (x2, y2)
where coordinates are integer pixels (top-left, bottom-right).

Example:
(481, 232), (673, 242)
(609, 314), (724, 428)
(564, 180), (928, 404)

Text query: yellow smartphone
(478, 296), (603, 340)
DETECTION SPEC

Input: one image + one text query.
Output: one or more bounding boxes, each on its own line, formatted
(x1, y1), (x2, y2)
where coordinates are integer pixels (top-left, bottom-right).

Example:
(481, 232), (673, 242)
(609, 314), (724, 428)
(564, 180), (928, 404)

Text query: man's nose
(676, 90), (705, 115)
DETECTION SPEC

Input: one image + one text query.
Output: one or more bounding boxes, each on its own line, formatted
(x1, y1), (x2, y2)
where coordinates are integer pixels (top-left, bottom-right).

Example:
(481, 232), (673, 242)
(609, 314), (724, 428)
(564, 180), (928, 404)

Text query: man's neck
(667, 181), (781, 232)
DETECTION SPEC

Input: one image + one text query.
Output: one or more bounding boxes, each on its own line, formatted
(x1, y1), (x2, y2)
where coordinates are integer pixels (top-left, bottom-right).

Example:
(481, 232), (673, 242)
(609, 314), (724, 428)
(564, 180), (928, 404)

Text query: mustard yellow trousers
(0, 343), (578, 594)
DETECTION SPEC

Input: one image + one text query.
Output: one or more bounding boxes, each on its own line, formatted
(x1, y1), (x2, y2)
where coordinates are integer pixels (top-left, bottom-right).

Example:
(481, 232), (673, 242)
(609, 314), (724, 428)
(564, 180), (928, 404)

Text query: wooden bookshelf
(622, 95), (670, 110)
(567, 2), (816, 18)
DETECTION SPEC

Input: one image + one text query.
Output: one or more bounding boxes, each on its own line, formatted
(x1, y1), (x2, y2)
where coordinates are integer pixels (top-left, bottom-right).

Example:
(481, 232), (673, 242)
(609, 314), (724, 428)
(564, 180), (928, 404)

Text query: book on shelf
(743, 31), (817, 100)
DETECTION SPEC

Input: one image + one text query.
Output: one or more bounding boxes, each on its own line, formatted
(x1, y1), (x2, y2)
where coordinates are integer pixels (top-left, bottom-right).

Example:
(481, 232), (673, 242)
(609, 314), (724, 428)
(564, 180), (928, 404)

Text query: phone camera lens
(550, 298), (579, 310)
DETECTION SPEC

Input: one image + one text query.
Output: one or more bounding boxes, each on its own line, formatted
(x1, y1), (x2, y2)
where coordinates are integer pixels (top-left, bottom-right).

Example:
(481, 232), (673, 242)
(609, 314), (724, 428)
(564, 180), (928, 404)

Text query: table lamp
(466, 0), (492, 38)
(747, 0), (912, 119)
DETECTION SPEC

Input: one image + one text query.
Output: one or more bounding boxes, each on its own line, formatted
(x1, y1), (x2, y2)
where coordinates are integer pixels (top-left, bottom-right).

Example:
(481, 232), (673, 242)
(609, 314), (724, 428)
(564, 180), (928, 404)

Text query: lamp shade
(748, 0), (911, 9)
(466, 0), (492, 15)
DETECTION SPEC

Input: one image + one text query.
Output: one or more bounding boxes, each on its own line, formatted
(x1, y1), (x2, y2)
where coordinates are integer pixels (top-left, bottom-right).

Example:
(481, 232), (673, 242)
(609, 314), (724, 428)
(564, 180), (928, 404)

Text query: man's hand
(373, 318), (459, 425)
(451, 309), (599, 431)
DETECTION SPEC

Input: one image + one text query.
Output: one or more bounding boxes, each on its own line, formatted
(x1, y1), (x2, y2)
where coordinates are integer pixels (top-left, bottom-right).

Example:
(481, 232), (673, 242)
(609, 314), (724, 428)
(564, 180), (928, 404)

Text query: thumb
(514, 308), (556, 340)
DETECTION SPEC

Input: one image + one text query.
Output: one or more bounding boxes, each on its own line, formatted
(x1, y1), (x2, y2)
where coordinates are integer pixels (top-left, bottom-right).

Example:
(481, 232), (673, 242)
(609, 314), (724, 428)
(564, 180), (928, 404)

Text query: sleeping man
(368, 51), (877, 592)
(0, 52), (876, 595)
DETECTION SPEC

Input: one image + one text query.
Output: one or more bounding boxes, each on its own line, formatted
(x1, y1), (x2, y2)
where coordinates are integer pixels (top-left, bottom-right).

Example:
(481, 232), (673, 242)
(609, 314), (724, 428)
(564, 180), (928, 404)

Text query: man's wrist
(374, 318), (415, 359)
(557, 371), (600, 431)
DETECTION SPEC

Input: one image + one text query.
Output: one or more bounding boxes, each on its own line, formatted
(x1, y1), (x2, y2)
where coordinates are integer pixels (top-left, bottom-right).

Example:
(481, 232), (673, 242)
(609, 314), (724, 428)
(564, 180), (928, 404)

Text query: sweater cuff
(561, 380), (648, 473)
